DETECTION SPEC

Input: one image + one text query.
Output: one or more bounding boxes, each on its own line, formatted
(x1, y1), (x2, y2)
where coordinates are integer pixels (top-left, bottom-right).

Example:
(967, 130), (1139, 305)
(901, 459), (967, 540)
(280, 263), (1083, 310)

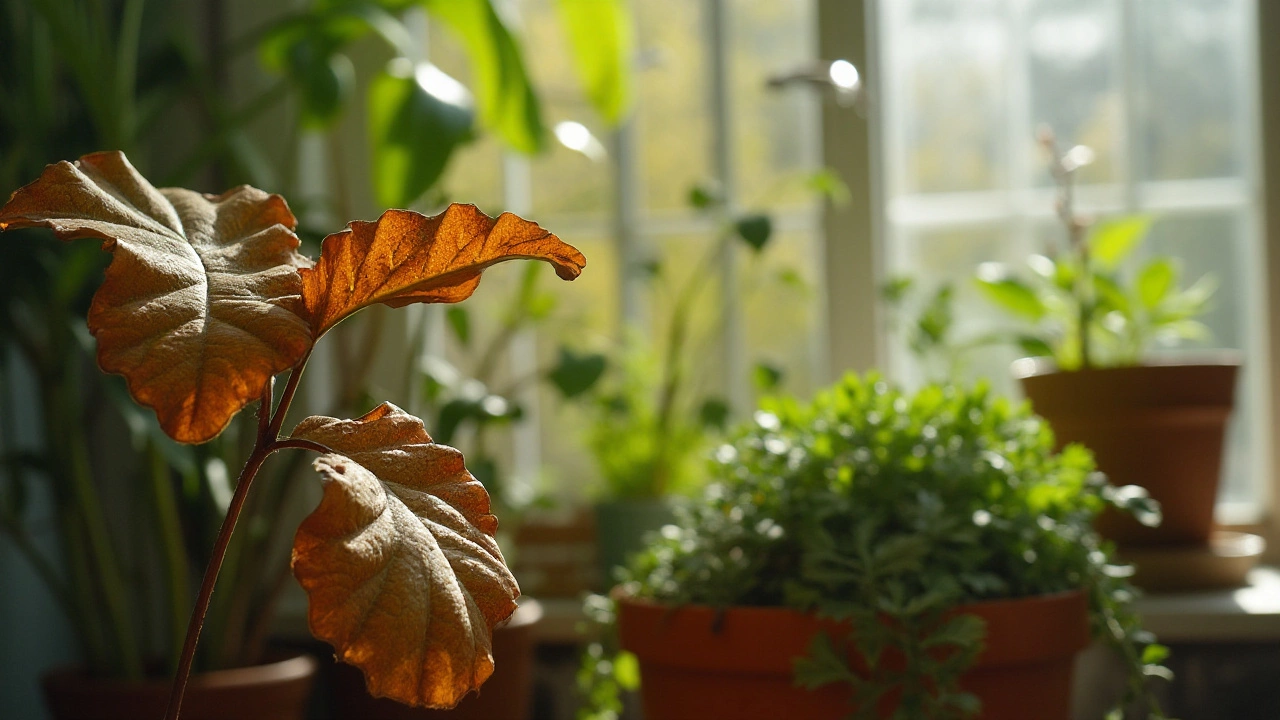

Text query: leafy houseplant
(613, 374), (1169, 720)
(974, 132), (1238, 552)
(0, 152), (586, 718)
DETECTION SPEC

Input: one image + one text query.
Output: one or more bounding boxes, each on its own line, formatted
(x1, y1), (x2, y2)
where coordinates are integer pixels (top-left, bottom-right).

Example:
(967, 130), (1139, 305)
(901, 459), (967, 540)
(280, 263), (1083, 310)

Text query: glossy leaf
(555, 0), (633, 123)
(291, 403), (519, 708)
(1089, 216), (1151, 270)
(369, 61), (475, 208)
(301, 204), (586, 337)
(423, 0), (545, 153)
(0, 152), (313, 443)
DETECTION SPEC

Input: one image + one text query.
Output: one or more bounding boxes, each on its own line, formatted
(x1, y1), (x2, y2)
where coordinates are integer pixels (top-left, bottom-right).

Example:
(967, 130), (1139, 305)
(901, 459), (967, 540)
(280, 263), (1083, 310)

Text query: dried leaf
(0, 152), (313, 443)
(301, 204), (585, 337)
(290, 403), (519, 708)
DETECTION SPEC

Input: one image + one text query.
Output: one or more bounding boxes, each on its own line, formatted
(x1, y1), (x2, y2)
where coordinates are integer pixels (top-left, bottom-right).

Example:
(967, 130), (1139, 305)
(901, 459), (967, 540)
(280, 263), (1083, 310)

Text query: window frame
(820, 0), (1279, 547)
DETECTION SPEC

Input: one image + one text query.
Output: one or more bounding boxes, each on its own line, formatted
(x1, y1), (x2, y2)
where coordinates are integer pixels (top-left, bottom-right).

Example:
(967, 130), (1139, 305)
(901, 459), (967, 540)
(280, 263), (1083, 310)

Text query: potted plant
(974, 131), (1238, 555)
(611, 373), (1168, 720)
(0, 152), (587, 718)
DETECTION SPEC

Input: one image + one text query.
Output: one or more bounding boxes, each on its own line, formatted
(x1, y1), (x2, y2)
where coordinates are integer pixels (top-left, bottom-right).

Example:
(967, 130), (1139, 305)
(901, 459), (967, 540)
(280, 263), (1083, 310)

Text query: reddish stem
(163, 354), (312, 720)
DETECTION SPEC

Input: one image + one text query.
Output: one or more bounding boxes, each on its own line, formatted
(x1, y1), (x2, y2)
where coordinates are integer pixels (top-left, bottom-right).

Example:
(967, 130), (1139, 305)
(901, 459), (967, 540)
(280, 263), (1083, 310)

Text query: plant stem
(165, 359), (312, 720)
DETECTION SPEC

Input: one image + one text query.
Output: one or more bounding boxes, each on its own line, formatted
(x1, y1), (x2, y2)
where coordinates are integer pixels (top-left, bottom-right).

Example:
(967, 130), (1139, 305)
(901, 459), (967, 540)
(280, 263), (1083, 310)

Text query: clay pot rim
(41, 653), (318, 692)
(614, 587), (1084, 619)
(1012, 351), (1243, 380)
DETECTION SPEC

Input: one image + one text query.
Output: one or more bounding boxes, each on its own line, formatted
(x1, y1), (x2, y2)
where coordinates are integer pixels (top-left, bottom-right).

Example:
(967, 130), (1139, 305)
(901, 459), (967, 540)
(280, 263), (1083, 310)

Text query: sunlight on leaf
(555, 0), (633, 123)
(424, 0), (545, 153)
(301, 204), (586, 337)
(291, 402), (519, 708)
(1089, 216), (1151, 271)
(0, 152), (313, 443)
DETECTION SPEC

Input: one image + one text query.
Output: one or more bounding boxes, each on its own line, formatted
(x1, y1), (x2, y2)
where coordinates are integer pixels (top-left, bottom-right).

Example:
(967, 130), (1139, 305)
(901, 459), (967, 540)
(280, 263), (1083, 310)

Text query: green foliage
(621, 374), (1167, 719)
(368, 61), (474, 207)
(974, 139), (1215, 369)
(555, 0), (633, 124)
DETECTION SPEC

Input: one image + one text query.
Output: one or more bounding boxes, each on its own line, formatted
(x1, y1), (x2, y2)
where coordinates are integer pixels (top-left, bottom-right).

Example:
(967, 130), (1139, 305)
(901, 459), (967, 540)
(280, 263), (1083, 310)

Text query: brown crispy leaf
(290, 403), (519, 708)
(0, 152), (313, 443)
(301, 204), (586, 337)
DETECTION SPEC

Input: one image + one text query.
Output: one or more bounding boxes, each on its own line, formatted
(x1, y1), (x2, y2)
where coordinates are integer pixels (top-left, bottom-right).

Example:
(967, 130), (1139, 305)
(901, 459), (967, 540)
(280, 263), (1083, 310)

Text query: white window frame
(820, 0), (1280, 553)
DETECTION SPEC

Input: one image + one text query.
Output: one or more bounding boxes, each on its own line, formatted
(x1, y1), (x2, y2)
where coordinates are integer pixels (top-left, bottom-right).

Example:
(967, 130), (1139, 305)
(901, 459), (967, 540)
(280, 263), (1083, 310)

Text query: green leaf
(753, 363), (784, 391)
(793, 633), (853, 690)
(1137, 258), (1176, 310)
(973, 271), (1047, 321)
(734, 214), (772, 252)
(805, 168), (851, 206)
(1092, 273), (1130, 314)
(446, 306), (470, 346)
(698, 397), (730, 429)
(1016, 335), (1054, 359)
(291, 46), (355, 128)
(1090, 216), (1151, 270)
(424, 0), (545, 153)
(687, 181), (722, 210)
(613, 650), (640, 690)
(920, 614), (986, 650)
(368, 62), (475, 207)
(548, 348), (607, 399)
(555, 0), (633, 124)
(1141, 643), (1170, 665)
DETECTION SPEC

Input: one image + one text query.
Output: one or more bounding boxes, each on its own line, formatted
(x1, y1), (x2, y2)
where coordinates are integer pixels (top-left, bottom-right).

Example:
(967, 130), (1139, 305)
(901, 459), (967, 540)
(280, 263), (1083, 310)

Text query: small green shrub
(620, 373), (1166, 719)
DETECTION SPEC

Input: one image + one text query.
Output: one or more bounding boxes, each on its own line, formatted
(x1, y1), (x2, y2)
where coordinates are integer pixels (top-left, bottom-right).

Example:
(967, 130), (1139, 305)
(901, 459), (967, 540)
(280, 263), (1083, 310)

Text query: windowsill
(1136, 566), (1280, 643)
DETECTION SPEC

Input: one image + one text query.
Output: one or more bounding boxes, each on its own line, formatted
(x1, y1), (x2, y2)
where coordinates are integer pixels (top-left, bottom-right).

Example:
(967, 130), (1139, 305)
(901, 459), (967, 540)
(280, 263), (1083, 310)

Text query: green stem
(148, 441), (192, 674)
(651, 232), (729, 494)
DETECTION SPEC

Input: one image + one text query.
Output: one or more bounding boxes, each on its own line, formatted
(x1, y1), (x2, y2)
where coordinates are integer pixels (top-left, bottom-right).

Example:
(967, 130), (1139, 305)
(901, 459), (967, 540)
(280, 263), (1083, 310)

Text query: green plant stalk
(148, 441), (193, 673)
(651, 231), (730, 495)
(53, 377), (145, 679)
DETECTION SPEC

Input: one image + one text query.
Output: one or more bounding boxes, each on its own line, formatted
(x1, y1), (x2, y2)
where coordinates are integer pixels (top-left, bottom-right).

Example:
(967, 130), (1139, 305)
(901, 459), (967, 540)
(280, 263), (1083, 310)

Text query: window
(876, 0), (1267, 518)
(428, 0), (825, 501)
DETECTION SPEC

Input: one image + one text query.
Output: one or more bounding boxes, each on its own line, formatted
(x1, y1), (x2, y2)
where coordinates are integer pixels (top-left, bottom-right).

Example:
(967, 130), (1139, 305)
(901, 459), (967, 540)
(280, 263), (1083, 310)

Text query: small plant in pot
(0, 152), (586, 718)
(974, 130), (1240, 564)
(613, 373), (1169, 720)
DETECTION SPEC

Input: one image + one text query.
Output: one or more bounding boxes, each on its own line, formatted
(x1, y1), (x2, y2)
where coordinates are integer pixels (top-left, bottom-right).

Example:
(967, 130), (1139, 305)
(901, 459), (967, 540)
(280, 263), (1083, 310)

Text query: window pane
(741, 229), (821, 398)
(518, 0), (612, 217)
(730, 0), (820, 208)
(886, 0), (1009, 194)
(886, 223), (1025, 392)
(635, 0), (712, 212)
(1138, 0), (1248, 181)
(1027, 0), (1122, 185)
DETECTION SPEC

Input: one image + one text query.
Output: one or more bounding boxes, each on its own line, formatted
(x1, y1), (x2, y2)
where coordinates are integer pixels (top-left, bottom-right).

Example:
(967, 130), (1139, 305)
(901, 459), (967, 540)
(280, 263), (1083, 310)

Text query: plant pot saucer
(1119, 531), (1265, 592)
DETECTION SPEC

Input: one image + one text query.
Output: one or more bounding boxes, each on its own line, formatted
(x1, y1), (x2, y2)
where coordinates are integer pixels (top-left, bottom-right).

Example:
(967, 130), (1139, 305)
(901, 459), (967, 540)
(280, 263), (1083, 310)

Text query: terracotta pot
(41, 654), (317, 720)
(1016, 356), (1240, 547)
(618, 591), (1090, 720)
(329, 598), (542, 720)
(593, 499), (674, 587)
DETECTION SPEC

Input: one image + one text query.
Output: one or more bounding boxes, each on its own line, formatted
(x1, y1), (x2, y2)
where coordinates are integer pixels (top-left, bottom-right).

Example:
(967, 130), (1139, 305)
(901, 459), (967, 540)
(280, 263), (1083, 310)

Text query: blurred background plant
(0, 0), (632, 704)
(973, 132), (1217, 371)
